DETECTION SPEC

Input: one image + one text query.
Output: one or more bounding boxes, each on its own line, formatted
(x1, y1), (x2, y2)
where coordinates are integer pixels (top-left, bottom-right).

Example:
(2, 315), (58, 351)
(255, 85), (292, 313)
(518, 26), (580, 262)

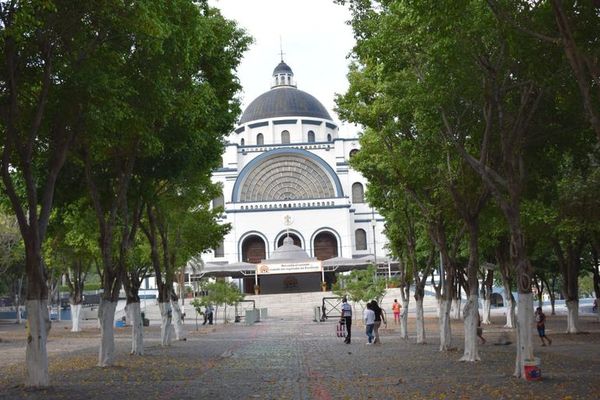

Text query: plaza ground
(1, 312), (599, 400)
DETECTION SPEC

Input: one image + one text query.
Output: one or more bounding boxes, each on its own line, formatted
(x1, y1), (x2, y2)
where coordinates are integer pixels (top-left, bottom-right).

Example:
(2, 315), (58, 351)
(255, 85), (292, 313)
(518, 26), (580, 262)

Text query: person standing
(341, 297), (352, 344)
(535, 307), (552, 346)
(371, 300), (386, 344)
(392, 299), (401, 325)
(364, 302), (375, 345)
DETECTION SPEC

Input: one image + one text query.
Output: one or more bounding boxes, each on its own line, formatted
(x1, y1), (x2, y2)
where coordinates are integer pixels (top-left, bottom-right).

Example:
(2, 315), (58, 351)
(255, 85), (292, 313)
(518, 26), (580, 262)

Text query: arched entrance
(313, 231), (338, 261)
(277, 233), (302, 248)
(241, 235), (266, 263)
(241, 235), (266, 294)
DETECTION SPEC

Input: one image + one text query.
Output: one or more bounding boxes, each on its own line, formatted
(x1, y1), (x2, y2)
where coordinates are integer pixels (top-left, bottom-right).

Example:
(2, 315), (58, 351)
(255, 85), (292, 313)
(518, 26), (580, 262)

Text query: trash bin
(524, 357), (541, 381)
(313, 306), (322, 322)
(260, 308), (268, 319)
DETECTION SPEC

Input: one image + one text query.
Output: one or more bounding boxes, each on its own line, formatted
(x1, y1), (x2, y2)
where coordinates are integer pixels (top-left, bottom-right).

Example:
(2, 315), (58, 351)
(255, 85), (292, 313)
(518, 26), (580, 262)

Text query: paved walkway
(1, 314), (599, 399)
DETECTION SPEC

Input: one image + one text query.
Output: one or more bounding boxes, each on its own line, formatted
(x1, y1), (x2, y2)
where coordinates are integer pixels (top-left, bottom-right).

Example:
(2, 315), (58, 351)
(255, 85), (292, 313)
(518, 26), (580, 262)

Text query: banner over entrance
(256, 261), (322, 275)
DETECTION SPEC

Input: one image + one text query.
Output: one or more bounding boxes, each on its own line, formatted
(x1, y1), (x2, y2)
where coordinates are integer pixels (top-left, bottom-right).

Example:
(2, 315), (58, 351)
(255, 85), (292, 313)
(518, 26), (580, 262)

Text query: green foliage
(333, 265), (386, 305)
(191, 280), (244, 311)
(579, 274), (595, 298)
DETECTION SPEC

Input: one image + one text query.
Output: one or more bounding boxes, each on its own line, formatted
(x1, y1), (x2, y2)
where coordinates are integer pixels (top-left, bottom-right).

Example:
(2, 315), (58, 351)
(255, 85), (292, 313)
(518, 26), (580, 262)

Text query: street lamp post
(371, 209), (377, 267)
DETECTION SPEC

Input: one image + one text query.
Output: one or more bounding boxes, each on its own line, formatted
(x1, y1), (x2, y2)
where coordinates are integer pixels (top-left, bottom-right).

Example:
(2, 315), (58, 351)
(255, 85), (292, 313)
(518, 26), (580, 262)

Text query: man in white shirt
(364, 302), (375, 344)
(341, 297), (352, 344)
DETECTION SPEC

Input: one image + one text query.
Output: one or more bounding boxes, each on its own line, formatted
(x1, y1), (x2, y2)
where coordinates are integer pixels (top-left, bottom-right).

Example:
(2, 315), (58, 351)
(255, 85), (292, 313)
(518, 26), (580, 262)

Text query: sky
(210, 0), (358, 131)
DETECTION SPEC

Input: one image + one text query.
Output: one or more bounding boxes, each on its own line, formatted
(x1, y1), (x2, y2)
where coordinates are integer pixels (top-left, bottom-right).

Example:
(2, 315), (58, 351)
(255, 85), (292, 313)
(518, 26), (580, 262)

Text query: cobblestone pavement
(1, 315), (599, 399)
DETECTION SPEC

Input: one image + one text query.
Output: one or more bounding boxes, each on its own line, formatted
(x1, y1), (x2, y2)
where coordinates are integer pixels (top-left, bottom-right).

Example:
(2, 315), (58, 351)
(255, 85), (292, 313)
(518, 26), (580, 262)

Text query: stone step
(140, 289), (442, 323)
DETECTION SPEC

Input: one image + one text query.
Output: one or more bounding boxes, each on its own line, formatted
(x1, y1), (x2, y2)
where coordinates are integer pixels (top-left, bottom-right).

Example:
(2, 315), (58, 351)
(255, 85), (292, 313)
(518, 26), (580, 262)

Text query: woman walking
(370, 300), (386, 344)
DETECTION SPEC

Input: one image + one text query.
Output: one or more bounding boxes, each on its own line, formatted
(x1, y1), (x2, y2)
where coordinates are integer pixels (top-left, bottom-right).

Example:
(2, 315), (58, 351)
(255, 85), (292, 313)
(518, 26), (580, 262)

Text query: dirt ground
(1, 313), (599, 399)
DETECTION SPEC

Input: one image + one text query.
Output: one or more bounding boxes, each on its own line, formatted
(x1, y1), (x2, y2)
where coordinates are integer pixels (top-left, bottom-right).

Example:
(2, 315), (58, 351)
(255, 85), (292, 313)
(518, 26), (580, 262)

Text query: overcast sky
(210, 0), (357, 130)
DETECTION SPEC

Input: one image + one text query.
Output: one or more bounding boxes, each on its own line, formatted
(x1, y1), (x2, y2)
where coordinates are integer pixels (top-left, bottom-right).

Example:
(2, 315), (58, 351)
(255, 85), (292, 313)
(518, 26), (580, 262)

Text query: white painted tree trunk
(400, 298), (409, 340)
(129, 302), (144, 355)
(482, 298), (491, 324)
(159, 301), (172, 346)
(415, 298), (425, 344)
(565, 300), (579, 334)
(504, 295), (516, 328)
(439, 299), (453, 351)
(70, 304), (82, 332)
(25, 299), (51, 387)
(171, 299), (186, 341)
(460, 295), (480, 362)
(514, 292), (534, 379)
(125, 303), (133, 326)
(98, 300), (117, 367)
(451, 298), (461, 320)
(436, 297), (442, 318)
(16, 304), (23, 324)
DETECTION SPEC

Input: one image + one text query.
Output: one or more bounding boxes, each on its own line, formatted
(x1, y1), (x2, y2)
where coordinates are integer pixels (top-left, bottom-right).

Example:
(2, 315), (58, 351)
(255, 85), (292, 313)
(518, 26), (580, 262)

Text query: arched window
(240, 138), (245, 146)
(307, 130), (315, 143)
(355, 229), (367, 250)
(349, 149), (359, 158)
(327, 133), (332, 142)
(212, 195), (224, 209)
(281, 130), (290, 144)
(242, 235), (266, 263)
(214, 241), (224, 258)
(256, 133), (264, 145)
(352, 182), (364, 203)
(313, 231), (339, 261)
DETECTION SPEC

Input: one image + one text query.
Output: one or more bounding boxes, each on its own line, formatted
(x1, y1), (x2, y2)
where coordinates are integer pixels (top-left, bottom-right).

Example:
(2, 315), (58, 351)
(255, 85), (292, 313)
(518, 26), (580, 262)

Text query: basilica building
(203, 60), (388, 294)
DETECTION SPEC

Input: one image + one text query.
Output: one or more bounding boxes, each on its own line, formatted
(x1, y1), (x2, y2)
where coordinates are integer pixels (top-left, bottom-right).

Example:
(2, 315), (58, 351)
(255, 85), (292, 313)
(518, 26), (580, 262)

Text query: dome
(273, 61), (293, 75)
(267, 236), (312, 261)
(239, 87), (332, 124)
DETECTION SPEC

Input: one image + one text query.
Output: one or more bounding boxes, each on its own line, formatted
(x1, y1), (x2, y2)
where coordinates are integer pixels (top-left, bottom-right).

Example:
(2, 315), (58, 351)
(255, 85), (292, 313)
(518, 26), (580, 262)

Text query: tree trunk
(70, 303), (82, 332)
(128, 302), (144, 355)
(439, 299), (452, 351)
(451, 297), (461, 320)
(514, 292), (534, 379)
(158, 301), (172, 346)
(482, 297), (491, 324)
(460, 295), (480, 362)
(565, 299), (579, 334)
(25, 299), (51, 387)
(171, 299), (186, 341)
(400, 297), (409, 340)
(15, 276), (24, 324)
(415, 297), (425, 344)
(98, 300), (117, 367)
(482, 268), (493, 324)
(503, 284), (516, 329)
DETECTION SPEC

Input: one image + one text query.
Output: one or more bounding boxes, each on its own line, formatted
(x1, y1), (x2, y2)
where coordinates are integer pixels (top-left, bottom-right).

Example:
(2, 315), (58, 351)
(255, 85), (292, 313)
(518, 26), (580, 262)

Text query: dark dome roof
(239, 87), (332, 124)
(273, 61), (293, 75)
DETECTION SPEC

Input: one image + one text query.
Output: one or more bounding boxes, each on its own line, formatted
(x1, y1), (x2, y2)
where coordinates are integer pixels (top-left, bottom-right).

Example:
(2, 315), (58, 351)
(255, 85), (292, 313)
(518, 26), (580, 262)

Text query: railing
(321, 296), (343, 321)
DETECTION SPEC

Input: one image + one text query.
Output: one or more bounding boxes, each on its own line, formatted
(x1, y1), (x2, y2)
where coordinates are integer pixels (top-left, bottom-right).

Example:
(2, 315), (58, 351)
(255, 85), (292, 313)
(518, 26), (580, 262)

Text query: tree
(0, 210), (25, 324)
(333, 265), (387, 318)
(44, 202), (99, 332)
(73, 1), (249, 365)
(488, 0), (600, 143)
(0, 1), (138, 386)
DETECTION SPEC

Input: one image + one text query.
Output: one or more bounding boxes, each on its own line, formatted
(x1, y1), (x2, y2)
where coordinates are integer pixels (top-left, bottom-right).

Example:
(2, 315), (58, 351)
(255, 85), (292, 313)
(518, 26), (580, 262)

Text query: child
(392, 299), (401, 325)
(534, 307), (552, 346)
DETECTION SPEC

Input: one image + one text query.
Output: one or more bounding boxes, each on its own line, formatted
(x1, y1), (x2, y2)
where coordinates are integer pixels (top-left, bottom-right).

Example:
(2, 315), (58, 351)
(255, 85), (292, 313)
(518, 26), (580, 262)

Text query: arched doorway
(277, 233), (302, 248)
(241, 235), (266, 263)
(313, 231), (338, 261)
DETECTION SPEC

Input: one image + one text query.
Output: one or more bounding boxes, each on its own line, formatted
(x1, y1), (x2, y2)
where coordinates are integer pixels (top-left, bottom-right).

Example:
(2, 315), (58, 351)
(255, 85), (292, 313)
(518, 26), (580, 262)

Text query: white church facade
(203, 61), (389, 294)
